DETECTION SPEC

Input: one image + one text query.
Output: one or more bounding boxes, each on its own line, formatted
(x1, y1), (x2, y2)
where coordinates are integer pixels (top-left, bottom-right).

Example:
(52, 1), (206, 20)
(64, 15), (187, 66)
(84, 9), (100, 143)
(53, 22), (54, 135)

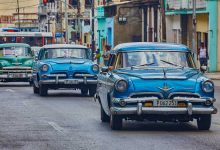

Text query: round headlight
(41, 64), (49, 72)
(202, 80), (214, 93)
(92, 64), (99, 72)
(115, 80), (128, 92)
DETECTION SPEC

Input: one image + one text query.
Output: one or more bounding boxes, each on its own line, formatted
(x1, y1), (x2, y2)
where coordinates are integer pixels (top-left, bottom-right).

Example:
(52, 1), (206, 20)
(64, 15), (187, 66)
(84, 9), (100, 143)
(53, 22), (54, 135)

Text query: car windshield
(40, 48), (89, 60)
(118, 51), (195, 69)
(0, 46), (31, 57)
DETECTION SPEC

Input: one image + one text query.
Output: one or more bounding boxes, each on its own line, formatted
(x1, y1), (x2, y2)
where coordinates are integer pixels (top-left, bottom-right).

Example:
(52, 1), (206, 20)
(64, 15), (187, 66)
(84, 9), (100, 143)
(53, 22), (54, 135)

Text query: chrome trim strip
(113, 97), (214, 104)
(2, 67), (32, 69)
(129, 92), (164, 99)
(74, 74), (95, 77)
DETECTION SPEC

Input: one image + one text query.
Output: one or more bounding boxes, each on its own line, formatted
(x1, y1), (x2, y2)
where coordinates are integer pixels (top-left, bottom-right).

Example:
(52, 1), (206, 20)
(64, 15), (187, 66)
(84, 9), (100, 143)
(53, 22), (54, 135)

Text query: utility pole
(160, 0), (166, 42)
(91, 0), (95, 61)
(192, 0), (197, 59)
(16, 0), (21, 31)
(64, 0), (68, 43)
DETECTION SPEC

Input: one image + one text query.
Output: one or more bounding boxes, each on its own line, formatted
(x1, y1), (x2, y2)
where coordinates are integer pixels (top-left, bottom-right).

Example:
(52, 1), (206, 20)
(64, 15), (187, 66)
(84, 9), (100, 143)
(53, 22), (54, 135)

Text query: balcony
(166, 0), (207, 11)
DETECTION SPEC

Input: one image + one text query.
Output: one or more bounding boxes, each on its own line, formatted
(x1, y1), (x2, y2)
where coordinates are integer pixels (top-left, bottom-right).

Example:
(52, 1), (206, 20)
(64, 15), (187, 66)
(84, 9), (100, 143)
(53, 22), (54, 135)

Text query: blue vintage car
(96, 42), (217, 130)
(32, 44), (99, 96)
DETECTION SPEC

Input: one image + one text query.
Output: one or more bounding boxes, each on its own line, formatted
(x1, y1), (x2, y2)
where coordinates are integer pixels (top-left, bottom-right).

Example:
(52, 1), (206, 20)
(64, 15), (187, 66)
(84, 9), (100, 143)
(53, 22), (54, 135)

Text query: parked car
(32, 44), (99, 96)
(95, 42), (217, 130)
(0, 43), (33, 83)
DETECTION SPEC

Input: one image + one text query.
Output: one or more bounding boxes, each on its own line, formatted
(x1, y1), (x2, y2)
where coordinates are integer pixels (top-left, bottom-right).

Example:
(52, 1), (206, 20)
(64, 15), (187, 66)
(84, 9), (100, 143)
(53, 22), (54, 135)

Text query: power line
(0, 4), (38, 11)
(0, 0), (33, 5)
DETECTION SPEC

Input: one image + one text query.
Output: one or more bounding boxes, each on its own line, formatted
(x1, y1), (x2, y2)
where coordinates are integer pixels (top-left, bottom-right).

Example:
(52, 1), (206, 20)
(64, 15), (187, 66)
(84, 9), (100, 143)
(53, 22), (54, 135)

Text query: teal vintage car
(0, 43), (33, 83)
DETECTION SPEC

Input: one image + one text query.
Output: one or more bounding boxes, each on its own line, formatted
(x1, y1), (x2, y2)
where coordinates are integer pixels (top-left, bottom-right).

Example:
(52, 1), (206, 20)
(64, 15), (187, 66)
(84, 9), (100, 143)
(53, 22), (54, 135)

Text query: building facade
(165, 0), (218, 72)
(0, 0), (39, 31)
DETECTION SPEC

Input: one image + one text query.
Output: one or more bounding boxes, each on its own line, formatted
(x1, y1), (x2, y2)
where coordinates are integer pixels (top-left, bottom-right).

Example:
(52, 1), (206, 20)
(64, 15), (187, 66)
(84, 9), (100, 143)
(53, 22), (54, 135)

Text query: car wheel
(197, 114), (211, 130)
(89, 88), (96, 97)
(81, 88), (88, 96)
(33, 83), (39, 94)
(39, 85), (48, 96)
(110, 114), (122, 130)
(101, 106), (110, 122)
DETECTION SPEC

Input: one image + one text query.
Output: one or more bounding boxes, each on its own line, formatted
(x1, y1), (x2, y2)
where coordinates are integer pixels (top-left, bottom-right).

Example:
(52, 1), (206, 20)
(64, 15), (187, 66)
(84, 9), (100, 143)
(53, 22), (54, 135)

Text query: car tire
(33, 83), (39, 94)
(81, 88), (88, 96)
(101, 106), (110, 122)
(197, 114), (211, 130)
(110, 114), (122, 130)
(39, 85), (48, 96)
(89, 88), (96, 97)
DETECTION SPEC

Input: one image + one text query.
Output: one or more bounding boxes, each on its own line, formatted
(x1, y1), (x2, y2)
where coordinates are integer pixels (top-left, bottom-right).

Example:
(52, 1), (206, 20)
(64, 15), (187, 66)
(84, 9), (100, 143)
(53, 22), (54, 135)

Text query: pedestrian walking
(197, 42), (209, 68)
(102, 45), (111, 66)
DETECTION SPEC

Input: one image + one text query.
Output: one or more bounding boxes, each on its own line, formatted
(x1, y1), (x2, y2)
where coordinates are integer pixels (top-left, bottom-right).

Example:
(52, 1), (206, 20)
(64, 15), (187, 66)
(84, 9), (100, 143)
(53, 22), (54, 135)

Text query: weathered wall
(114, 5), (142, 46)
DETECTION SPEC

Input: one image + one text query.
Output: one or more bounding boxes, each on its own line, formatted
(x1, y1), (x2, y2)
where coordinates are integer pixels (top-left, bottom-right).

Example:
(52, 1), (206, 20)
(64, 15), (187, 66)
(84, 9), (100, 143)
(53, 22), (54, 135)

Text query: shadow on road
(108, 121), (212, 132)
(0, 82), (30, 87)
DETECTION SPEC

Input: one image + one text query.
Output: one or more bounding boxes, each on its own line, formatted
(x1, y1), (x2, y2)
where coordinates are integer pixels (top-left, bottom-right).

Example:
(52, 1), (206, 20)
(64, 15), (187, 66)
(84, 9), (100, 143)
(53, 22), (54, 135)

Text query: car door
(98, 54), (117, 115)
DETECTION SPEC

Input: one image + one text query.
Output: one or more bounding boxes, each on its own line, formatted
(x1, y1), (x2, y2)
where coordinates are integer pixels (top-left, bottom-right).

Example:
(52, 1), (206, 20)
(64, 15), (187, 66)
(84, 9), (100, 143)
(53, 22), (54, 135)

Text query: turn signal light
(177, 103), (186, 108)
(144, 102), (153, 107)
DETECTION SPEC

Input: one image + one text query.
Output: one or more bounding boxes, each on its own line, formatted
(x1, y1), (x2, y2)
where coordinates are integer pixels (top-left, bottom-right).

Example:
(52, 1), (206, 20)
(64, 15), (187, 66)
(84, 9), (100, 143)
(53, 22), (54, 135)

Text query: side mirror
(200, 65), (207, 73)
(101, 66), (109, 73)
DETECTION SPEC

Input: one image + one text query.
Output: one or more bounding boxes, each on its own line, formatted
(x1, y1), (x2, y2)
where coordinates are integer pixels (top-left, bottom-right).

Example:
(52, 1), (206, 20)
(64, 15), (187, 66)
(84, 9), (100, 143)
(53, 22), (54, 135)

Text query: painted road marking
(5, 89), (15, 93)
(48, 121), (65, 134)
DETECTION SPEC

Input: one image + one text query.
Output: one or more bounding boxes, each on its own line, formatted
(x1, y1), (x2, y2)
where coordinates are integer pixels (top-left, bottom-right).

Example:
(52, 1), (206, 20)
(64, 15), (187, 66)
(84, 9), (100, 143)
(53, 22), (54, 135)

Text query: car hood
(0, 56), (33, 67)
(114, 67), (200, 96)
(41, 58), (93, 71)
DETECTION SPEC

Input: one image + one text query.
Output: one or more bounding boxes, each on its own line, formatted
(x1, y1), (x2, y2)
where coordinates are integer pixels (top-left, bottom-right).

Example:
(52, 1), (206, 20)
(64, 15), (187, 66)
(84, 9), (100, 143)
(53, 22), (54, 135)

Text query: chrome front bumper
(111, 97), (218, 116)
(0, 73), (32, 79)
(39, 73), (97, 85)
(40, 79), (97, 85)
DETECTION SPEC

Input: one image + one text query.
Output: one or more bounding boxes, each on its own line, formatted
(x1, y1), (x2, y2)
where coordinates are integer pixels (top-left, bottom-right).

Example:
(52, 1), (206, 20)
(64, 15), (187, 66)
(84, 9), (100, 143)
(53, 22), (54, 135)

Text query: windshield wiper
(131, 62), (155, 69)
(160, 60), (184, 68)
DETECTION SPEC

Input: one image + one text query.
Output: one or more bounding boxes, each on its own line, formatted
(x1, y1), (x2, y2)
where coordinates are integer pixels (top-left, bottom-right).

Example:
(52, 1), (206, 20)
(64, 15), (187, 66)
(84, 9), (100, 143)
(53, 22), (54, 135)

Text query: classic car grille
(130, 92), (163, 99)
(73, 72), (96, 79)
(168, 93), (200, 99)
(130, 92), (200, 100)
(48, 72), (67, 79)
(1, 67), (32, 73)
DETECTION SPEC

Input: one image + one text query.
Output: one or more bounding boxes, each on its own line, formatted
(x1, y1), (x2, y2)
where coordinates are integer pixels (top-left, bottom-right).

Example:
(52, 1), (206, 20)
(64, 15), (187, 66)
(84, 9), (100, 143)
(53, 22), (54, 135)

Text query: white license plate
(154, 100), (177, 107)
(64, 80), (78, 84)
(9, 73), (26, 78)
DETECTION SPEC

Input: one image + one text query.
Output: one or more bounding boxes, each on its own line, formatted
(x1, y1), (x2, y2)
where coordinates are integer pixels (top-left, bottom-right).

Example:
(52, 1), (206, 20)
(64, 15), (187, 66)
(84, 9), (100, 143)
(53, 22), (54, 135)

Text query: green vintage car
(0, 43), (33, 83)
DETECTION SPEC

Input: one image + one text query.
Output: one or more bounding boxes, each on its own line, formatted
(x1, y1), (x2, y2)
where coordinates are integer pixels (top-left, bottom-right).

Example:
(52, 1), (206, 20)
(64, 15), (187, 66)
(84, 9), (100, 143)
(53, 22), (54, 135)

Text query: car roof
(42, 44), (88, 49)
(113, 42), (189, 52)
(0, 43), (31, 48)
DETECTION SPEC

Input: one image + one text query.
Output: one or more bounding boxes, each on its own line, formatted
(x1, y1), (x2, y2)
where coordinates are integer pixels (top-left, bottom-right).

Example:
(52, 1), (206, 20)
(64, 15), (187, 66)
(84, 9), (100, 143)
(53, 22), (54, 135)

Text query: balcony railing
(166, 0), (207, 11)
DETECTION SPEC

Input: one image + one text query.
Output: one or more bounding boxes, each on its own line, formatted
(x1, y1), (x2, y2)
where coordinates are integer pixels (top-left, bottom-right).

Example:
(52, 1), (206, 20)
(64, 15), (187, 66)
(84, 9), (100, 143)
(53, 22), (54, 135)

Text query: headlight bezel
(115, 79), (128, 93)
(41, 64), (49, 72)
(92, 64), (99, 73)
(201, 80), (214, 93)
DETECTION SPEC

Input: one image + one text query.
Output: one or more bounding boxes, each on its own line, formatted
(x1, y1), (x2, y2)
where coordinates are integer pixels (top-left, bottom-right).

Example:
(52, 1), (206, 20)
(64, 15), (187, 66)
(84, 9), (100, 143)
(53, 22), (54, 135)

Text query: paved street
(0, 81), (219, 150)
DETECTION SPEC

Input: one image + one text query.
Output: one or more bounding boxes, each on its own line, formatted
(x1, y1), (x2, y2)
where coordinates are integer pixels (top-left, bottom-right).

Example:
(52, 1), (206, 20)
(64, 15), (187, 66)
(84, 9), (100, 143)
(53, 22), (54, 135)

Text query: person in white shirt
(197, 42), (208, 67)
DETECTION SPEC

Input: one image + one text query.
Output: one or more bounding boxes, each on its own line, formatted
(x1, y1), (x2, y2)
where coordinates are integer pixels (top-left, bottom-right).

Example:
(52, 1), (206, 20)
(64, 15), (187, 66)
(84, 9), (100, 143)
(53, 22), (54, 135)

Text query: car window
(0, 46), (31, 57)
(39, 48), (89, 60)
(120, 51), (195, 68)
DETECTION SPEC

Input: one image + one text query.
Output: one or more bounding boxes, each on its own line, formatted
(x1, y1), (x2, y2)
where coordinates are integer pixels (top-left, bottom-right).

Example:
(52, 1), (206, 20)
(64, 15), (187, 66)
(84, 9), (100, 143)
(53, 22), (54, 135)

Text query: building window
(69, 0), (77, 7)
(85, 0), (92, 7)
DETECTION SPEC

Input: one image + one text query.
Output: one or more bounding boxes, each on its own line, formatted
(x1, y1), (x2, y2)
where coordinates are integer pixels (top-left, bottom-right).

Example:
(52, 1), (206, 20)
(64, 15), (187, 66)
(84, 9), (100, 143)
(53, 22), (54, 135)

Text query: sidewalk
(205, 72), (220, 80)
